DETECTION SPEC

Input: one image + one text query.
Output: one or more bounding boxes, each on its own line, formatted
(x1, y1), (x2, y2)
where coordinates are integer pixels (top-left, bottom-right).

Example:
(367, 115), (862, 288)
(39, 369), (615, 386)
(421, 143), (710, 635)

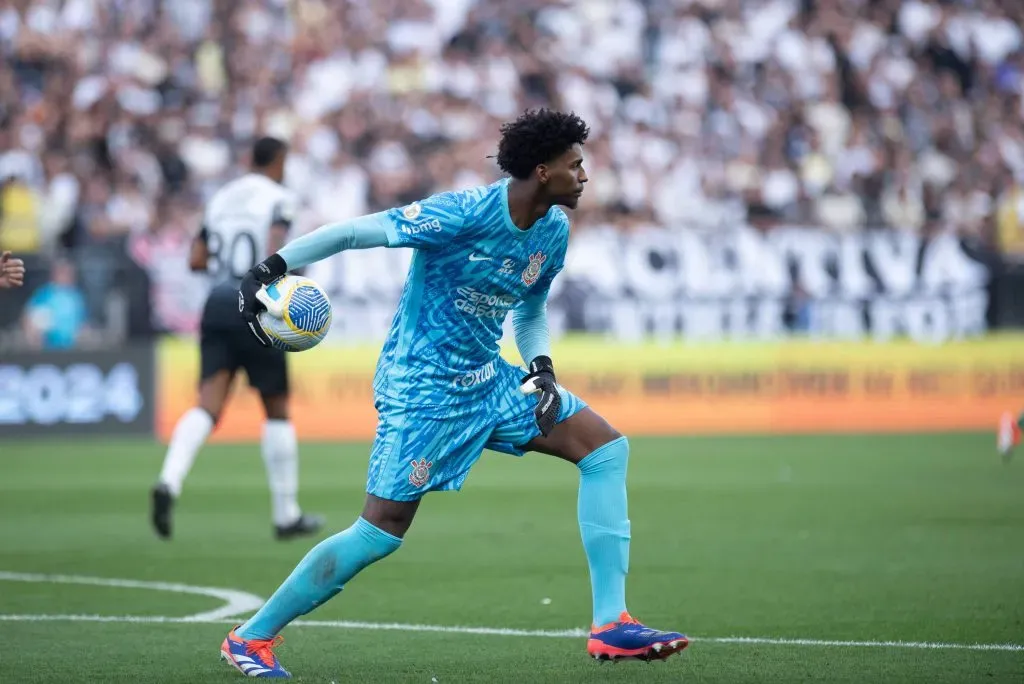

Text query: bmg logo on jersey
(453, 359), (497, 388)
(454, 287), (516, 319)
(400, 217), (442, 235)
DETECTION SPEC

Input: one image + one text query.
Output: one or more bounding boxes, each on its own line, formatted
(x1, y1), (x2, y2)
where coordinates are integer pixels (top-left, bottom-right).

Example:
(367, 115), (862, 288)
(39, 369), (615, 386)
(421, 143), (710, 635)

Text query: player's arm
(235, 213), (395, 346)
(275, 212), (393, 271)
(189, 225), (210, 272)
(514, 270), (562, 437)
(238, 194), (465, 345)
(516, 211), (570, 436)
(272, 192), (464, 272)
(257, 192), (464, 273)
(513, 289), (552, 372)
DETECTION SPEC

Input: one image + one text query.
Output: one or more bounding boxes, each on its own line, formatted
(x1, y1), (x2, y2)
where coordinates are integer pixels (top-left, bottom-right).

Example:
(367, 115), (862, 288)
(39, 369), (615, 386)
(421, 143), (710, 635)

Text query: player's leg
(524, 409), (629, 612)
(222, 491), (413, 678)
(490, 363), (686, 661)
(241, 327), (324, 539)
(156, 370), (233, 495)
(232, 404), (429, 640)
(998, 411), (1021, 462)
(228, 494), (416, 639)
(150, 327), (236, 540)
(524, 409), (687, 661)
(232, 493), (417, 636)
(223, 400), (486, 677)
(255, 378), (324, 540)
(232, 402), (479, 641)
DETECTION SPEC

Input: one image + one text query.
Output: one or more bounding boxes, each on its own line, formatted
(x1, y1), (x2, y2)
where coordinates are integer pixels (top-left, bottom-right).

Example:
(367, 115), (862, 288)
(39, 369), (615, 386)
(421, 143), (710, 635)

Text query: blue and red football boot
(221, 626), (291, 678)
(587, 612), (689, 662)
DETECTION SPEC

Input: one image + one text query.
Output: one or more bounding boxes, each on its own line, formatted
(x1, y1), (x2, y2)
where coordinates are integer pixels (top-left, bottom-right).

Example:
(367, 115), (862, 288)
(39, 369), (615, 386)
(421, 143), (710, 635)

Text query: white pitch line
(0, 614), (1021, 653)
(705, 636), (1024, 652)
(2, 572), (1021, 653)
(0, 614), (210, 624)
(0, 571), (264, 621)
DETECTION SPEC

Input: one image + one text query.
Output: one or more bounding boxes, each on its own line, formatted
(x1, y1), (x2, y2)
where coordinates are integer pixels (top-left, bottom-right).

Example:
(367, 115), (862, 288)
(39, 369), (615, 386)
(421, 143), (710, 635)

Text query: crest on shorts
(402, 203), (422, 220)
(408, 458), (433, 487)
(522, 251), (546, 286)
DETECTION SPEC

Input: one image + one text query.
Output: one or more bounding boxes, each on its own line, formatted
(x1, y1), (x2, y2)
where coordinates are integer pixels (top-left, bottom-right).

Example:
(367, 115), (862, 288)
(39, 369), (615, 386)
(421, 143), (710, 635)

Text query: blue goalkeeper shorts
(365, 358), (587, 501)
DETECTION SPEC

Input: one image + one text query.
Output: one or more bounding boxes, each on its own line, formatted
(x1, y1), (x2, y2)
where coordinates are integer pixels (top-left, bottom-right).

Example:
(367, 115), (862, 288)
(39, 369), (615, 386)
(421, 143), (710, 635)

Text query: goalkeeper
(221, 109), (688, 679)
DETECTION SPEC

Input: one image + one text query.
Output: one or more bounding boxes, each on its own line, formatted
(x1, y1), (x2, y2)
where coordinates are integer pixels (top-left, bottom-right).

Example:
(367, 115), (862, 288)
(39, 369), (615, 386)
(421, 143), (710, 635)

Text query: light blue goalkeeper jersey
(373, 179), (568, 406)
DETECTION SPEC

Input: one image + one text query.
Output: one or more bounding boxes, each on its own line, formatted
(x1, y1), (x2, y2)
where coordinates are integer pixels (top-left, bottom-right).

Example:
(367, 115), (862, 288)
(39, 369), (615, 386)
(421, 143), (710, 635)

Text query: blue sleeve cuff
(279, 212), (392, 271)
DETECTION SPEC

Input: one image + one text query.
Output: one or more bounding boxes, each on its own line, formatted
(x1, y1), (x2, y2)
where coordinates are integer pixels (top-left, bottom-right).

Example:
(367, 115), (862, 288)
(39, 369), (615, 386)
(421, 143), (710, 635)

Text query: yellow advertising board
(157, 335), (1024, 442)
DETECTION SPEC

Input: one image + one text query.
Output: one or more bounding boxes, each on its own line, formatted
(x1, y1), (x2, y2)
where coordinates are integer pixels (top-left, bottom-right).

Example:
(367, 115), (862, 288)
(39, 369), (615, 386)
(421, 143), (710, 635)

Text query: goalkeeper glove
(518, 355), (561, 438)
(238, 253), (288, 347)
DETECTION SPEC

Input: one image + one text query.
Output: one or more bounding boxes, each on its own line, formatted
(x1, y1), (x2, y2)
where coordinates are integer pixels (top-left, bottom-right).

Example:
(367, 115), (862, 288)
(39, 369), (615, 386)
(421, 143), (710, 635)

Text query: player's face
(541, 143), (588, 209)
(269, 151), (288, 184)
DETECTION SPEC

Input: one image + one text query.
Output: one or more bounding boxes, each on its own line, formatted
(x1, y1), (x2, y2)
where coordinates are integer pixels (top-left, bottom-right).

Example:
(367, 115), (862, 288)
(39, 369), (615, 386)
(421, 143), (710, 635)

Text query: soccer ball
(255, 275), (333, 352)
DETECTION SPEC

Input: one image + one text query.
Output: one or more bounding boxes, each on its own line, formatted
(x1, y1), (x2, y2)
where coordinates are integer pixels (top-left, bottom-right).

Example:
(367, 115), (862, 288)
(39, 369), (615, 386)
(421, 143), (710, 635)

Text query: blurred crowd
(1, 0), (1023, 343)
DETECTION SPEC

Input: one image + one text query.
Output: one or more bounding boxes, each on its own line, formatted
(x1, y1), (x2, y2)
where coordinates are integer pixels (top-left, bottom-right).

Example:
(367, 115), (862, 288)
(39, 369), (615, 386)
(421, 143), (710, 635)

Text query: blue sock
(237, 517), (402, 640)
(577, 436), (631, 626)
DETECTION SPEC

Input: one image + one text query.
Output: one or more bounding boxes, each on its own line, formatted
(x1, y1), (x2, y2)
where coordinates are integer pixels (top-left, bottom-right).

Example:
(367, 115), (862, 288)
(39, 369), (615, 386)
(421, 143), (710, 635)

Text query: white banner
(298, 225), (991, 345)
(558, 226), (991, 344)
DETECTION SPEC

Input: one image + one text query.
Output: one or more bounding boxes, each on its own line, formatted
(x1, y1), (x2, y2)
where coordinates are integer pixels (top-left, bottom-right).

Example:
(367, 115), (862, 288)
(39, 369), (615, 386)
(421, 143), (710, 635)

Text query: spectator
(0, 251), (26, 288)
(0, 0), (1021, 340)
(996, 178), (1024, 261)
(0, 173), (42, 253)
(22, 256), (87, 350)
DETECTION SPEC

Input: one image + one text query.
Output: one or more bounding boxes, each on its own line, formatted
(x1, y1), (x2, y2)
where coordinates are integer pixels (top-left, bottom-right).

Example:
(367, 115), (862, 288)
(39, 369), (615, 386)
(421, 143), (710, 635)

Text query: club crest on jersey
(522, 251), (546, 286)
(402, 203), (422, 220)
(409, 458), (433, 488)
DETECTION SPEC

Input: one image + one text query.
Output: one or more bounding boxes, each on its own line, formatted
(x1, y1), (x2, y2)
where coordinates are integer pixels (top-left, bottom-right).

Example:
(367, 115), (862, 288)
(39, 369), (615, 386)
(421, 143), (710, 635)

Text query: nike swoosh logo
(468, 254), (492, 262)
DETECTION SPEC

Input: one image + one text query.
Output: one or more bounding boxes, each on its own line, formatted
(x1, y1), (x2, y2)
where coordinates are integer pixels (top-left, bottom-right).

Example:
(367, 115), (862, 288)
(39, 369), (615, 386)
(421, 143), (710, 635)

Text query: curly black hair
(496, 109), (590, 180)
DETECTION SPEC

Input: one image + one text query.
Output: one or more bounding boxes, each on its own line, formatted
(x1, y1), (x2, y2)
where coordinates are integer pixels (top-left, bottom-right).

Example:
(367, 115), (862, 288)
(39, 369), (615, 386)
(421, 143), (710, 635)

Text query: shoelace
(245, 635), (284, 668)
(593, 612), (642, 633)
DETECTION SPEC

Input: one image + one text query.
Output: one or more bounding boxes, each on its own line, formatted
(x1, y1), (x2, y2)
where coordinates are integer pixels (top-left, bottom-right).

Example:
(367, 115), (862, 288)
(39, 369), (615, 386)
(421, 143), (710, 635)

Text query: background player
(998, 411), (1021, 462)
(150, 137), (323, 541)
(221, 110), (687, 678)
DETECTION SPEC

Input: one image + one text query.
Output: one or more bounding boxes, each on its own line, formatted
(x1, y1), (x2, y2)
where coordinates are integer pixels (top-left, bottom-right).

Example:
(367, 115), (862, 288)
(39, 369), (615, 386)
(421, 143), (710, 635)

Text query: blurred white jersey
(203, 173), (297, 285)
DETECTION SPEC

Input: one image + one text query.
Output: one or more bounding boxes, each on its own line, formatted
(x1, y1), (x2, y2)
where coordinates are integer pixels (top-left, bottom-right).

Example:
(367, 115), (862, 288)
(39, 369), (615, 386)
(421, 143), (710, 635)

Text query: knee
(360, 495), (419, 539)
(577, 435), (629, 475)
(353, 517), (404, 563)
(197, 405), (221, 426)
(262, 394), (289, 421)
(601, 425), (624, 446)
(197, 393), (226, 425)
(574, 414), (622, 457)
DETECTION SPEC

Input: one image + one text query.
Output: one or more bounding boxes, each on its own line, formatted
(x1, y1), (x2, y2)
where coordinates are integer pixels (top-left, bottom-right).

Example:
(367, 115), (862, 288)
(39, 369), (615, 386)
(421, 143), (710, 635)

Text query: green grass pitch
(1, 433), (1023, 683)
